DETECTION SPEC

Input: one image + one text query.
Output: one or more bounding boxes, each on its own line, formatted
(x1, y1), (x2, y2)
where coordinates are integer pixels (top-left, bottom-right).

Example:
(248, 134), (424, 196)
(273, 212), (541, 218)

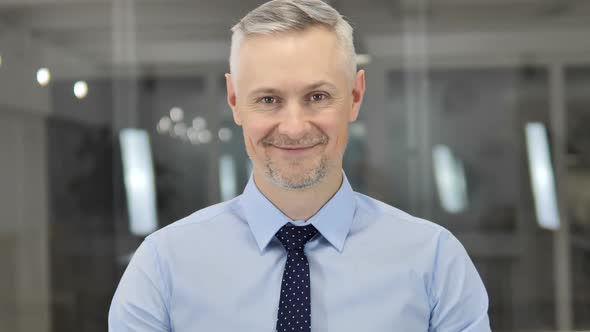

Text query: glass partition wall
(1, 0), (589, 331)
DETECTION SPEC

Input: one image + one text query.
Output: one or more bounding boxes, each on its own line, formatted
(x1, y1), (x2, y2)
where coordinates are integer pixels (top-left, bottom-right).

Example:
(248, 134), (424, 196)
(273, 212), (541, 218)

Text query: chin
(265, 160), (330, 191)
(268, 174), (324, 191)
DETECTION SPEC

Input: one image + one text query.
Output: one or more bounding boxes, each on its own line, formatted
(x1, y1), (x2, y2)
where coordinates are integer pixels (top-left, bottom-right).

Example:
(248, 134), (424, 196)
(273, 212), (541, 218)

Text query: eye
(310, 92), (329, 102)
(260, 96), (278, 104)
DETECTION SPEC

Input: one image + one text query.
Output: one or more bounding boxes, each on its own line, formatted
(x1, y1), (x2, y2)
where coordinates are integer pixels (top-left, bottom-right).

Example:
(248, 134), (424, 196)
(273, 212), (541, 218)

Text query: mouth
(270, 144), (320, 156)
(275, 145), (316, 150)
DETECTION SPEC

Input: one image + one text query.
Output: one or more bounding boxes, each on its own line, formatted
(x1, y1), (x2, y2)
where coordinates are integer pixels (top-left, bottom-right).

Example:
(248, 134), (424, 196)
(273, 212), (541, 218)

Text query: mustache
(262, 134), (328, 147)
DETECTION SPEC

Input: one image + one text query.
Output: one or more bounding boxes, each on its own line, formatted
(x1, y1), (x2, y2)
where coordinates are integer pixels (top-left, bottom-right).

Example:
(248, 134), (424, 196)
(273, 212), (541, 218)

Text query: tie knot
(275, 224), (318, 252)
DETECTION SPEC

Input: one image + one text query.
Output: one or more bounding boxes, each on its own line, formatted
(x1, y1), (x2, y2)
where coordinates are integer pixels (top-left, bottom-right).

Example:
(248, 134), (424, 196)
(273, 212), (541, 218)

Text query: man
(109, 0), (491, 331)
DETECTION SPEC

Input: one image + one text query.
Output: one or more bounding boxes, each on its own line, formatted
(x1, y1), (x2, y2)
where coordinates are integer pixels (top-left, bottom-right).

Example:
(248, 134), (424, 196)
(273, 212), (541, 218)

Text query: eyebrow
(248, 81), (337, 97)
(306, 81), (337, 91)
(248, 87), (281, 97)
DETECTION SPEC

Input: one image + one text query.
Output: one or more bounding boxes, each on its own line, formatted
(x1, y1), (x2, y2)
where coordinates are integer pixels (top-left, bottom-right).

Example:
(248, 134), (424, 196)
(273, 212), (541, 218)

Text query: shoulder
(353, 191), (451, 240)
(146, 196), (243, 244)
(350, 191), (472, 264)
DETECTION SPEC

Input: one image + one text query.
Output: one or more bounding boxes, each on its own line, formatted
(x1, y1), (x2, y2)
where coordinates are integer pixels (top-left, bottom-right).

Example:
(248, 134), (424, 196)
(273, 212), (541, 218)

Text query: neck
(253, 169), (343, 221)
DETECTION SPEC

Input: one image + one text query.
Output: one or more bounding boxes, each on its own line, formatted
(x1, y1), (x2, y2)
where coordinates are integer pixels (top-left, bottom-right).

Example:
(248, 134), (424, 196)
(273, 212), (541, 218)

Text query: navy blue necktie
(275, 224), (318, 332)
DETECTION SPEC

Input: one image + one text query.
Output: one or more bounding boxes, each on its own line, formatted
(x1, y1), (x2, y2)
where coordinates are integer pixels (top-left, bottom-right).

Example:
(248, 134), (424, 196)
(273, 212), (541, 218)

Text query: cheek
(318, 116), (350, 152)
(333, 129), (349, 155)
(242, 120), (274, 151)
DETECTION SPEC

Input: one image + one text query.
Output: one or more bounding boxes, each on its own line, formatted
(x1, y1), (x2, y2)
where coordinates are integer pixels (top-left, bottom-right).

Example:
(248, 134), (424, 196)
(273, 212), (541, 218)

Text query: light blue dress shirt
(109, 173), (491, 331)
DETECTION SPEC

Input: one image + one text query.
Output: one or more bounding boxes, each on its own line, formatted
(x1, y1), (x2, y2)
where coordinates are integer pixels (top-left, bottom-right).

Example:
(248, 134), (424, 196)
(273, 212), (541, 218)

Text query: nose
(277, 102), (310, 140)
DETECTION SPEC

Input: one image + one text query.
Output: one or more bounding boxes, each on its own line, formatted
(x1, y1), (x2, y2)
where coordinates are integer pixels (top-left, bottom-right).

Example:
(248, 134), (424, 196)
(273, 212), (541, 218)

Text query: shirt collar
(239, 171), (357, 254)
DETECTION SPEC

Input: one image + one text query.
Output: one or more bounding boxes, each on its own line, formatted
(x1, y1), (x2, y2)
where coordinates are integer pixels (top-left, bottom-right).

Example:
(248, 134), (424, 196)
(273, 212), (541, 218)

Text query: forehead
(235, 26), (350, 92)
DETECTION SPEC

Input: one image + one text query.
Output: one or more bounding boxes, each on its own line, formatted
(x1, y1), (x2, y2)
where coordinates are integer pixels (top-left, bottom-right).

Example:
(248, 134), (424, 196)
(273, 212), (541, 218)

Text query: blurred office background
(0, 0), (589, 331)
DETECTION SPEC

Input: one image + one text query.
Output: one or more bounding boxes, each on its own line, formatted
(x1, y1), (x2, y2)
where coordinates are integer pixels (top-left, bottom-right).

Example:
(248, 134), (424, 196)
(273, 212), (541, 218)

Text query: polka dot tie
(275, 224), (318, 332)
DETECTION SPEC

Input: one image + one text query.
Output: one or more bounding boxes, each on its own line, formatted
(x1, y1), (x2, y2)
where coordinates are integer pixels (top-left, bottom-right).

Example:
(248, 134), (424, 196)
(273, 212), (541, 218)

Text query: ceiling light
(192, 117), (206, 130)
(170, 107), (184, 122)
(157, 117), (172, 133)
(198, 129), (212, 144)
(74, 81), (88, 99)
(173, 123), (187, 138)
(187, 127), (199, 143)
(218, 128), (233, 142)
(36, 68), (51, 86)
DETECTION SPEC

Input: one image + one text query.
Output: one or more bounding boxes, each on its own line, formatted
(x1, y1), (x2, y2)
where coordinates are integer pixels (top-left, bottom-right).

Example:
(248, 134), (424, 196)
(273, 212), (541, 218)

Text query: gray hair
(229, 0), (356, 85)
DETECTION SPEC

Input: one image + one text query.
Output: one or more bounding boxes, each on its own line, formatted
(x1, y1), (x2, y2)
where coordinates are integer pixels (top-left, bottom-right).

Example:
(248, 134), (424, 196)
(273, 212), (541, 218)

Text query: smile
(276, 145), (315, 150)
(270, 144), (320, 156)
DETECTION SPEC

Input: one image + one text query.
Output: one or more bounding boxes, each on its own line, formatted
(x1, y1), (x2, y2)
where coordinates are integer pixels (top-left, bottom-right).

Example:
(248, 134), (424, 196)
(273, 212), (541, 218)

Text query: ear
(225, 73), (242, 126)
(349, 69), (366, 123)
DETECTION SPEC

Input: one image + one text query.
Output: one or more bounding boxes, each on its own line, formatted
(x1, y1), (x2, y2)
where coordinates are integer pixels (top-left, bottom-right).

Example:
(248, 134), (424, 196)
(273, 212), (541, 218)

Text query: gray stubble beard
(264, 154), (329, 191)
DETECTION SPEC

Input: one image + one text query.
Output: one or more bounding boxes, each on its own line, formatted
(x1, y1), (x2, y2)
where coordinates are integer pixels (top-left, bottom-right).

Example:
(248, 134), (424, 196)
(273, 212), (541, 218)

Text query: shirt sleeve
(108, 237), (171, 332)
(428, 231), (491, 332)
